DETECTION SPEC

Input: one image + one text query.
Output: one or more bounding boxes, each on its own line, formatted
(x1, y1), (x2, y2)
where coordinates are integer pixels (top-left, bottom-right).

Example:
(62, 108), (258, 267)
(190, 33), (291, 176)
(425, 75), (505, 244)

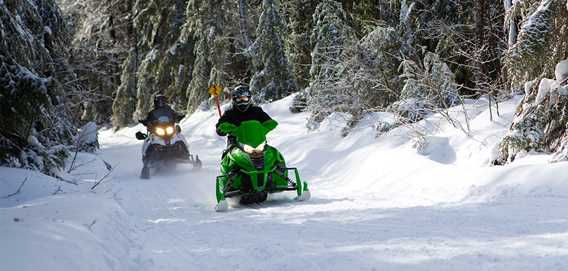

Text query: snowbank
(5, 93), (568, 271)
(0, 160), (145, 271)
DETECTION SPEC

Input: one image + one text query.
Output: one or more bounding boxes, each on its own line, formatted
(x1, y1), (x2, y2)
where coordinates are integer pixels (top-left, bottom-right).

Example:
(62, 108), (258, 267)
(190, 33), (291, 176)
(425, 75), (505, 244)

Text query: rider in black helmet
(140, 94), (185, 126)
(216, 85), (277, 155)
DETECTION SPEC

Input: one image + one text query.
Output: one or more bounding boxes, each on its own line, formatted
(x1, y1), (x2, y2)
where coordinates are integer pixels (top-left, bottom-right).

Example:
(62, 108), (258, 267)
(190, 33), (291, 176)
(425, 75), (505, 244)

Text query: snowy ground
(2, 95), (568, 270)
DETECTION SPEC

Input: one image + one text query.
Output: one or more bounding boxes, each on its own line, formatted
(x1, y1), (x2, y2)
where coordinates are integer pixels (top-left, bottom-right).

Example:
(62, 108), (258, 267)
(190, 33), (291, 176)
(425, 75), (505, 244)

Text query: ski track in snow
(2, 95), (568, 270)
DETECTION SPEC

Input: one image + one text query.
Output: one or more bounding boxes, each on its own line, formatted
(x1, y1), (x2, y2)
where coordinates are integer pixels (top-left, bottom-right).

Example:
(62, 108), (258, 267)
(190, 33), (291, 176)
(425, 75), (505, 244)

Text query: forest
(2, 1), (568, 270)
(1, 0), (567, 173)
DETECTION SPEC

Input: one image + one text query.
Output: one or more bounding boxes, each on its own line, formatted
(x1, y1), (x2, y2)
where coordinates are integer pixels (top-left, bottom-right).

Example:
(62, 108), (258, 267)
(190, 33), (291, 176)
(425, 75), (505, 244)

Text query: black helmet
(232, 85), (252, 112)
(154, 94), (167, 108)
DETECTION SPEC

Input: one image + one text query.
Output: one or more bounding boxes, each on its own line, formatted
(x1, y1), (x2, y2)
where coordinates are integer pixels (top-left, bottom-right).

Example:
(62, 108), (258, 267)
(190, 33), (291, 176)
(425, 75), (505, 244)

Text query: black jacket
(141, 106), (184, 126)
(215, 105), (272, 136)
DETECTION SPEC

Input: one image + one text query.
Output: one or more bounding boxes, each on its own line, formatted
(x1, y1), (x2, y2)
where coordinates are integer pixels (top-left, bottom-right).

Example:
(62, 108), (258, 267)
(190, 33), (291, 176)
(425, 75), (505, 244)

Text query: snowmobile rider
(215, 85), (278, 154)
(139, 94), (185, 126)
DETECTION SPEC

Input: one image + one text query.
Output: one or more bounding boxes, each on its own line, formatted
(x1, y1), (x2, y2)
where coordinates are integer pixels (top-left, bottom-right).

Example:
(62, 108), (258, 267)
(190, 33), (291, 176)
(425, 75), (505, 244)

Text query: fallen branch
(2, 177), (28, 198)
(69, 158), (97, 172)
(56, 175), (78, 185)
(90, 163), (117, 190)
(67, 148), (79, 173)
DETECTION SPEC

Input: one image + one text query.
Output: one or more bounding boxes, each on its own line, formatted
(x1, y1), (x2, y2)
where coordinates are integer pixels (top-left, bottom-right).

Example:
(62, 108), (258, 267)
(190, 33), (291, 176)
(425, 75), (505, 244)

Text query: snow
(43, 26), (52, 35)
(535, 78), (555, 104)
(14, 64), (48, 93)
(522, 0), (552, 30)
(524, 78), (537, 96)
(76, 122), (98, 146)
(168, 44), (178, 56)
(145, 49), (158, 63)
(2, 94), (568, 270)
(27, 135), (45, 150)
(556, 59), (568, 84)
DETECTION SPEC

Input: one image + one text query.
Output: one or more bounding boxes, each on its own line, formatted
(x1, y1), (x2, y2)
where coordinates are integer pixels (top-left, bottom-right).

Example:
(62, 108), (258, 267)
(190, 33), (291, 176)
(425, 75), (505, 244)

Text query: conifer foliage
(249, 0), (298, 102)
(306, 0), (357, 125)
(0, 0), (80, 174)
(3, 0), (568, 173)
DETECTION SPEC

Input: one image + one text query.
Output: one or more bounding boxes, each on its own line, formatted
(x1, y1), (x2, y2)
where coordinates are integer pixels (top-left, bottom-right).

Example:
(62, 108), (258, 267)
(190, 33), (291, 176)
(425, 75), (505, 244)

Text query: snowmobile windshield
(232, 120), (269, 148)
(156, 115), (173, 124)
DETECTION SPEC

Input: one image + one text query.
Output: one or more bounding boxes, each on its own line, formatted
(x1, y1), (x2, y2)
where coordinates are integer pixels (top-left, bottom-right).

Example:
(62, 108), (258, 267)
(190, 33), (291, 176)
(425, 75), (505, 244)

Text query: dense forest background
(1, 0), (567, 174)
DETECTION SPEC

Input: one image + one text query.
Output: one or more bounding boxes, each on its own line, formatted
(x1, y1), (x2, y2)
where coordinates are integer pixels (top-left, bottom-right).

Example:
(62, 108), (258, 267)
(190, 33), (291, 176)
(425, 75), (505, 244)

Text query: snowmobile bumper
(215, 167), (309, 203)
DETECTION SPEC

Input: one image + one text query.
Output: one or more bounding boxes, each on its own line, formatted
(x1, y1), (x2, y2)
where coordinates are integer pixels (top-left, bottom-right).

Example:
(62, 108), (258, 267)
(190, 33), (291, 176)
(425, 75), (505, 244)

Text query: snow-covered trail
(93, 96), (568, 270)
(5, 95), (566, 271)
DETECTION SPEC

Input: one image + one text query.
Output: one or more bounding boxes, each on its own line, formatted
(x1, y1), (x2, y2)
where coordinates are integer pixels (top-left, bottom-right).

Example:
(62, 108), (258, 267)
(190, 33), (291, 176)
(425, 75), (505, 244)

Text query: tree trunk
(341, 0), (353, 13)
(239, 0), (252, 49)
(503, 0), (517, 48)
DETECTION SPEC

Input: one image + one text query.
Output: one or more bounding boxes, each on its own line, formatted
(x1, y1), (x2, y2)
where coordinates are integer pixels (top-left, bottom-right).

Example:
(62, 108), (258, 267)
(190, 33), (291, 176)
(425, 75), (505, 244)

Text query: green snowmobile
(214, 120), (310, 211)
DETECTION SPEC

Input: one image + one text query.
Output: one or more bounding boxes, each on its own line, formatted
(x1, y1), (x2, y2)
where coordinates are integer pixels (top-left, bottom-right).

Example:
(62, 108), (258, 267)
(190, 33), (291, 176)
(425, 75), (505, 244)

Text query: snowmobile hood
(232, 120), (269, 148)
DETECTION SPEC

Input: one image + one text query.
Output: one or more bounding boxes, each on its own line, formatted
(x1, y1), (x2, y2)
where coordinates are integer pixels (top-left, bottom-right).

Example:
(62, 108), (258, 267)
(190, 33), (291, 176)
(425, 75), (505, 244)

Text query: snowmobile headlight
(155, 127), (166, 136)
(243, 143), (266, 154)
(256, 143), (266, 151)
(243, 144), (255, 153)
(165, 126), (175, 135)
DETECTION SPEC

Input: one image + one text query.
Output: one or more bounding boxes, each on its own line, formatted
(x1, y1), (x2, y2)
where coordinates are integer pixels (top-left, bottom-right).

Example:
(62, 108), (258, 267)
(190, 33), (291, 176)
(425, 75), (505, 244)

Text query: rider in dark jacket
(140, 95), (185, 126)
(216, 85), (278, 152)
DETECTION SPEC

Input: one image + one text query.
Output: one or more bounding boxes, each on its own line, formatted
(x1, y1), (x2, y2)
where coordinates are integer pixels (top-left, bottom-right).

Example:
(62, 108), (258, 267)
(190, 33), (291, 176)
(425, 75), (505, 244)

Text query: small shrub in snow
(395, 52), (459, 122)
(289, 90), (308, 113)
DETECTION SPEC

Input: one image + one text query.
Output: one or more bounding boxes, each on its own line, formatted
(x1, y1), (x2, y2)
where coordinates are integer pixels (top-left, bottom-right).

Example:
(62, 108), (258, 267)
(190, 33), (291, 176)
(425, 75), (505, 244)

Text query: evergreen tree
(287, 0), (317, 89)
(309, 0), (354, 83)
(185, 0), (229, 113)
(250, 0), (298, 101)
(505, 0), (568, 87)
(0, 0), (81, 174)
(495, 0), (568, 164)
(306, 0), (356, 124)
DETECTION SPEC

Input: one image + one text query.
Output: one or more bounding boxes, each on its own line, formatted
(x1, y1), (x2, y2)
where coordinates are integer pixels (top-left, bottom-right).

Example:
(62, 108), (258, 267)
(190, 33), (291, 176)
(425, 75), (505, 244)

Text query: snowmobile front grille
(250, 156), (264, 169)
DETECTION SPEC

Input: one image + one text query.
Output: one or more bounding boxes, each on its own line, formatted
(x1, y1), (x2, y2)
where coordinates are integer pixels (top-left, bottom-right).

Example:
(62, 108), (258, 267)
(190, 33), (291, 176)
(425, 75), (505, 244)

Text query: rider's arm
(175, 112), (185, 122)
(172, 108), (185, 122)
(255, 107), (278, 132)
(216, 111), (232, 136)
(139, 112), (152, 126)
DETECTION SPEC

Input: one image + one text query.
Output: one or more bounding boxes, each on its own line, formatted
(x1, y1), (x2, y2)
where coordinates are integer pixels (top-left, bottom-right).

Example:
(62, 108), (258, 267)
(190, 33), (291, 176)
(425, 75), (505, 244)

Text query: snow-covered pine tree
(505, 0), (568, 87)
(185, 0), (229, 113)
(346, 26), (401, 110)
(495, 0), (568, 164)
(351, 0), (382, 35)
(249, 0), (298, 102)
(306, 0), (356, 125)
(287, 0), (317, 89)
(0, 0), (81, 174)
(111, 0), (231, 127)
(113, 0), (243, 128)
(59, 0), (132, 124)
(112, 52), (139, 128)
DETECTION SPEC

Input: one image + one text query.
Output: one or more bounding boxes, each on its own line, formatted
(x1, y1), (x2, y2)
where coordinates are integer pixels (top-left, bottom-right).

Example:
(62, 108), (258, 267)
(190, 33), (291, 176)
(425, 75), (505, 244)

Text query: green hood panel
(233, 120), (270, 148)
